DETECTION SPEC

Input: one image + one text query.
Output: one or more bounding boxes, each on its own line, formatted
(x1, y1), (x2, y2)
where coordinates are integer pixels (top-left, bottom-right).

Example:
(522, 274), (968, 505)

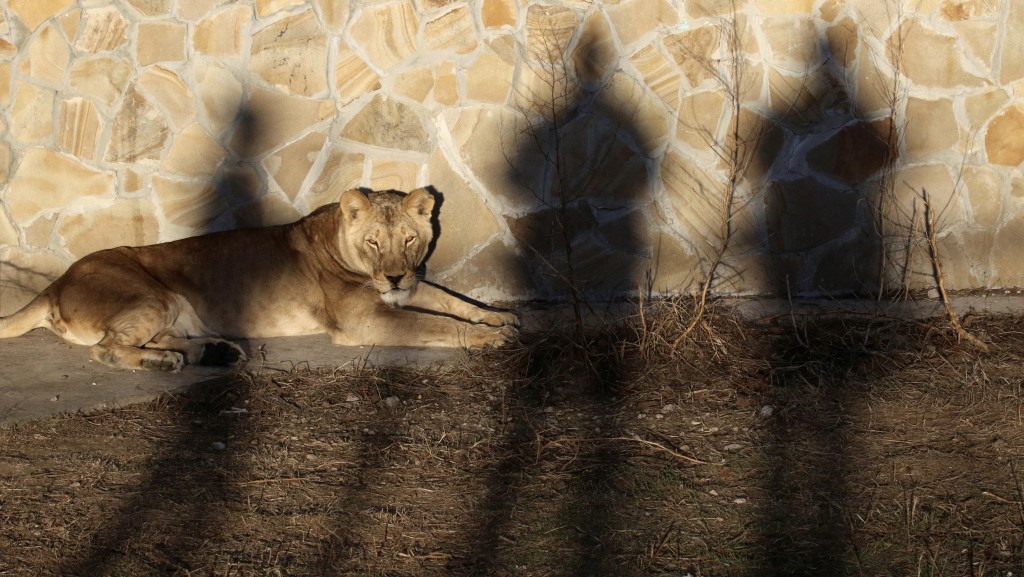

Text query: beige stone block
(19, 23), (70, 86)
(393, 67), (434, 102)
(606, 0), (677, 48)
(434, 62), (459, 105)
(599, 73), (670, 153)
(525, 4), (577, 61)
(138, 66), (197, 132)
(0, 248), (68, 316)
(435, 239), (538, 300)
(136, 21), (187, 66)
(940, 0), (1000, 20)
(59, 7), (80, 40)
(425, 149), (501, 271)
(985, 104), (1024, 166)
(11, 81), (54, 145)
(57, 97), (100, 160)
(482, 0), (516, 28)
(195, 5), (249, 58)
(416, 0), (459, 9)
(999, 0), (1024, 83)
(598, 207), (652, 255)
(665, 26), (721, 89)
(0, 208), (19, 247)
(754, 0), (814, 15)
(630, 44), (681, 110)
(0, 63), (12, 107)
(892, 163), (961, 226)
(807, 119), (894, 183)
(442, 105), (541, 211)
(234, 194), (301, 228)
(24, 213), (56, 246)
(766, 177), (861, 253)
(8, 0), (74, 31)
(106, 89), (170, 164)
(176, 0), (223, 21)
(220, 165), (263, 204)
(677, 90), (725, 152)
(0, 142), (10, 185)
(59, 199), (160, 258)
(231, 88), (333, 157)
(161, 123), (226, 178)
(954, 21), (997, 72)
(993, 213), (1024, 286)
(69, 56), (132, 109)
(251, 10), (328, 97)
(763, 16), (818, 69)
(650, 231), (701, 293)
(350, 0), (418, 71)
(304, 148), (365, 209)
(256, 0), (305, 17)
(195, 61), (244, 136)
(572, 11), (617, 86)
(152, 175), (228, 230)
(341, 94), (432, 152)
(964, 165), (1003, 228)
(315, 0), (350, 33)
(76, 5), (128, 53)
(264, 130), (328, 201)
(465, 37), (514, 103)
(335, 44), (381, 106)
(661, 147), (727, 246)
(424, 5), (478, 55)
(123, 167), (149, 194)
(126, 0), (172, 17)
(904, 97), (957, 159)
(369, 159), (419, 191)
(0, 40), (15, 60)
(889, 19), (985, 88)
(965, 89), (1009, 133)
(9, 148), (115, 221)
(825, 17), (857, 69)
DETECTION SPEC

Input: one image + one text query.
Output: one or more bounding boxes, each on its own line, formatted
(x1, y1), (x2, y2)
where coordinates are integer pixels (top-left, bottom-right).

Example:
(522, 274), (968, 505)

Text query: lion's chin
(379, 289), (410, 308)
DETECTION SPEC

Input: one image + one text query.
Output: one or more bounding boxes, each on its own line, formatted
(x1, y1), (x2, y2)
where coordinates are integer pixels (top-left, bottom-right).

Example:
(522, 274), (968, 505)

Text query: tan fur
(0, 188), (518, 371)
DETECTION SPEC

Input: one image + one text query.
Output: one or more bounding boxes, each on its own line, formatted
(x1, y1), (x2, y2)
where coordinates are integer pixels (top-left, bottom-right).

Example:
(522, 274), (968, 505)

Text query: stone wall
(1, 0), (1022, 313)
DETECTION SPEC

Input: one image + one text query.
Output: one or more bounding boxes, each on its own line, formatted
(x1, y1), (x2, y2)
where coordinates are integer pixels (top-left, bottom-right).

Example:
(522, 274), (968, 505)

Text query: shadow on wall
(56, 105), (269, 575)
(451, 22), (659, 575)
(755, 21), (905, 575)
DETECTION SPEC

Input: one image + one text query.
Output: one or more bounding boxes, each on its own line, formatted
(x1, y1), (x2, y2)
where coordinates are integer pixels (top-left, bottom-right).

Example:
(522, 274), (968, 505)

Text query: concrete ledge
(0, 330), (470, 425)
(3, 294), (1022, 425)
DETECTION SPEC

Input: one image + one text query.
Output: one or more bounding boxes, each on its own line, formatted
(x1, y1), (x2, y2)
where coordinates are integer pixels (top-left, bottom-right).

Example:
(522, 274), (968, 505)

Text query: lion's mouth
(379, 288), (409, 307)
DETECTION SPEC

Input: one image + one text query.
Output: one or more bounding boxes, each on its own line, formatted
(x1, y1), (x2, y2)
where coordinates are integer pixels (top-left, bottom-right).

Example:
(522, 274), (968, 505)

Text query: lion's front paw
(466, 324), (518, 348)
(476, 310), (520, 328)
(140, 351), (185, 372)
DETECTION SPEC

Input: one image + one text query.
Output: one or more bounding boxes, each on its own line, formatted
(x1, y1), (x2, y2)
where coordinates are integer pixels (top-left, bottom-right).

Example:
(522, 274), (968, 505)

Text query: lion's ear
(339, 189), (371, 221)
(403, 187), (435, 219)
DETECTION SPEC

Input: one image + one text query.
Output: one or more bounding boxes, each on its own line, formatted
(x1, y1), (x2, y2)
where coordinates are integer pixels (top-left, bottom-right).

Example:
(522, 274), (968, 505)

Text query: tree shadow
(57, 105), (267, 575)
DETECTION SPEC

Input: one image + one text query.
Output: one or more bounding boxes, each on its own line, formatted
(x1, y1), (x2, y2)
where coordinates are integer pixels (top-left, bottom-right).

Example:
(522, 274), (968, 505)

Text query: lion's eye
(405, 236), (416, 246)
(366, 238), (378, 249)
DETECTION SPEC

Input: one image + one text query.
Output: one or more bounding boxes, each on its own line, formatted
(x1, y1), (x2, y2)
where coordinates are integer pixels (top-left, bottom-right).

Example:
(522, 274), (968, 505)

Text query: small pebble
(211, 441), (226, 451)
(344, 394), (360, 403)
(384, 396), (400, 408)
(759, 405), (775, 418)
(723, 443), (743, 452)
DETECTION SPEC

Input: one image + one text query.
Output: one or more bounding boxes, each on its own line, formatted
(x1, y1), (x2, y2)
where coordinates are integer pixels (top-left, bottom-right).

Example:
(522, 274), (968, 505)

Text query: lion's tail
(0, 294), (50, 338)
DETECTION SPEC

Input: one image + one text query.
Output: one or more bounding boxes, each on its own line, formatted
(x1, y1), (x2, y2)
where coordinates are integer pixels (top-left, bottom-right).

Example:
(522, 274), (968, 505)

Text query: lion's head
(337, 188), (436, 307)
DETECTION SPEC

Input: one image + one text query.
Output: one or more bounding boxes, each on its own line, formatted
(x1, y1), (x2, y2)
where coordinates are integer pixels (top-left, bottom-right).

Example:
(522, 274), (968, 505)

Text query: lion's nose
(385, 274), (404, 289)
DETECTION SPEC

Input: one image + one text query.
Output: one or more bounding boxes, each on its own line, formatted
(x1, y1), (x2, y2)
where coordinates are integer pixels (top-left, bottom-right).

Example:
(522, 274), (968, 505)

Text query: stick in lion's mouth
(0, 188), (519, 371)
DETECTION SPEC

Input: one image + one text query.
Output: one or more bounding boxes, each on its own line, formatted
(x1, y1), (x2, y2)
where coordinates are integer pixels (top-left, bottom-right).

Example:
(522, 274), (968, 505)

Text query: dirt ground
(2, 303), (1023, 576)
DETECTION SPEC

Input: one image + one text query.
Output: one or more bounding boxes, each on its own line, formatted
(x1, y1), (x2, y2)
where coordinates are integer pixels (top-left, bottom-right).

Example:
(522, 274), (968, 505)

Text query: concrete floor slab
(0, 329), (469, 425)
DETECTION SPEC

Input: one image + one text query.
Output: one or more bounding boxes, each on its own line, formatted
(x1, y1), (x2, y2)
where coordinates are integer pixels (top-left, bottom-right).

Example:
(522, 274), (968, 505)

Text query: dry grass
(2, 304), (1024, 576)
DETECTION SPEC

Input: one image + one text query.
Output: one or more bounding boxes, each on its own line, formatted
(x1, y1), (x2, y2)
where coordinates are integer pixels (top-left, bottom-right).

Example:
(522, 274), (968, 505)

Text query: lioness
(0, 188), (518, 371)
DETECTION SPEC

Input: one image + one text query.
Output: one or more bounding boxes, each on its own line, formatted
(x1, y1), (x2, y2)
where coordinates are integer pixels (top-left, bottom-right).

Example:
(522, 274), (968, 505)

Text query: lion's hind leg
(145, 331), (246, 367)
(88, 301), (188, 371)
